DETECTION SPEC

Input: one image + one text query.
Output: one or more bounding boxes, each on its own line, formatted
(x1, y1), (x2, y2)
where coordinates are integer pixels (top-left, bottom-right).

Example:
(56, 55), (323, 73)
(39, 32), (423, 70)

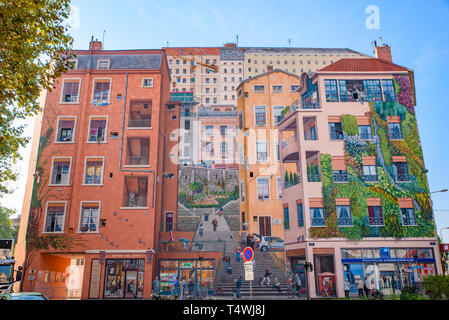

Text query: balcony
(122, 176), (148, 208)
(304, 133), (318, 141)
(337, 217), (353, 226)
(128, 100), (152, 128)
(364, 174), (378, 182)
(369, 216), (384, 226)
(282, 135), (298, 148)
(396, 173), (410, 182)
(333, 171), (348, 183)
(329, 132), (343, 140)
(307, 174), (321, 182)
(311, 217), (325, 227)
(125, 138), (150, 166)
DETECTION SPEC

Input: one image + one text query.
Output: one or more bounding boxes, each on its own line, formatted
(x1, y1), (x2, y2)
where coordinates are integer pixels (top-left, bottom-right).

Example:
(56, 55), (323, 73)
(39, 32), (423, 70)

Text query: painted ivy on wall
(309, 76), (435, 240)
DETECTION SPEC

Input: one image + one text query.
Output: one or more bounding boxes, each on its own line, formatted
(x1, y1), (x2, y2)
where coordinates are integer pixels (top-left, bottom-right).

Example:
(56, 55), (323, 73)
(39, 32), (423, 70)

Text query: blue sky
(3, 0), (449, 240)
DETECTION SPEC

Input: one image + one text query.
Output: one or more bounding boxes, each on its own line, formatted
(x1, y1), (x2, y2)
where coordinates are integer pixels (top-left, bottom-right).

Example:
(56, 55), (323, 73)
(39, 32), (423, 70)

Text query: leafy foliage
(0, 0), (74, 195)
(341, 115), (358, 136)
(0, 206), (17, 240)
(344, 135), (367, 157)
(423, 275), (449, 300)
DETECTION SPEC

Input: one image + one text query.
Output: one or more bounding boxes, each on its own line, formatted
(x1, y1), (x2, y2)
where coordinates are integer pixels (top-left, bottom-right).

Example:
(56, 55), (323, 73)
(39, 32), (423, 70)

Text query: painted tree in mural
(0, 0), (74, 195)
(310, 74), (434, 240)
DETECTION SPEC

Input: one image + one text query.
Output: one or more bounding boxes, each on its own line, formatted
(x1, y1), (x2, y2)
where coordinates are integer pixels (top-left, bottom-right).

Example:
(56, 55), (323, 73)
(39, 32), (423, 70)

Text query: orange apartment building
(14, 39), (188, 299)
(237, 68), (301, 240)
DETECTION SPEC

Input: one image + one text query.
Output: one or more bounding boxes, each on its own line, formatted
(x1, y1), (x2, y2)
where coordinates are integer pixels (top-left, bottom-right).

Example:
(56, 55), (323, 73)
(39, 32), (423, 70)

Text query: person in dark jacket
(236, 276), (242, 298)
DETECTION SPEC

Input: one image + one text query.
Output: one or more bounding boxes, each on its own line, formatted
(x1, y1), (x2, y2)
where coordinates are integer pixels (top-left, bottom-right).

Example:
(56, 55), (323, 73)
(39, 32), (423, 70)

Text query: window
(205, 78), (210, 84)
(221, 142), (228, 156)
(220, 125), (227, 136)
(382, 79), (396, 101)
(68, 59), (78, 69)
(388, 122), (403, 139)
(97, 60), (110, 69)
(205, 97), (210, 103)
(255, 105), (266, 126)
(84, 158), (104, 184)
(276, 177), (282, 199)
(275, 140), (280, 161)
(79, 202), (100, 232)
(272, 85), (283, 93)
(283, 206), (290, 229)
(240, 180), (245, 202)
(310, 207), (325, 226)
(205, 125), (213, 136)
(290, 85), (299, 92)
(239, 111), (243, 129)
(328, 122), (343, 140)
(205, 142), (213, 154)
(44, 203), (66, 233)
(363, 165), (378, 182)
(358, 125), (372, 139)
(142, 78), (153, 88)
(128, 100), (152, 128)
(254, 85), (265, 93)
(56, 118), (75, 142)
(368, 206), (383, 226)
(88, 118), (107, 142)
(336, 205), (352, 226)
(401, 208), (417, 226)
(324, 80), (338, 102)
(93, 80), (111, 103)
(104, 259), (144, 299)
(184, 120), (191, 130)
(257, 178), (269, 200)
(256, 141), (268, 162)
(184, 146), (190, 157)
(297, 203), (304, 227)
(272, 106), (284, 125)
(123, 176), (148, 208)
(50, 158), (71, 185)
(363, 80), (382, 101)
(61, 80), (81, 104)
(394, 161), (409, 182)
(338, 80), (363, 102)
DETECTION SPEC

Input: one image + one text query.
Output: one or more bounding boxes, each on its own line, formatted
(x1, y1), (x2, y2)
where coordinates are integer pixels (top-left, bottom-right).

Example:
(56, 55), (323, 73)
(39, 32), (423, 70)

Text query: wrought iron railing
(364, 174), (378, 182)
(396, 173), (410, 182)
(369, 216), (384, 226)
(329, 132), (343, 140)
(304, 133), (318, 140)
(307, 174), (321, 182)
(128, 119), (151, 128)
(337, 217), (353, 226)
(282, 135), (297, 148)
(311, 217), (326, 227)
(333, 171), (348, 182)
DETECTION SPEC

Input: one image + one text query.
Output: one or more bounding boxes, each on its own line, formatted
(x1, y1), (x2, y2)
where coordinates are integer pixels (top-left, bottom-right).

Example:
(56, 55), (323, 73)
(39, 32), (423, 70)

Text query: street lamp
(430, 189), (448, 194)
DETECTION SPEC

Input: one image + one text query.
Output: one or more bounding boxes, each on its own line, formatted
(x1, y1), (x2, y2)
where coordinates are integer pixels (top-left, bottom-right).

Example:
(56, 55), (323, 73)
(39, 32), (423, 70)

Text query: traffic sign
(243, 247), (254, 262)
(244, 262), (254, 281)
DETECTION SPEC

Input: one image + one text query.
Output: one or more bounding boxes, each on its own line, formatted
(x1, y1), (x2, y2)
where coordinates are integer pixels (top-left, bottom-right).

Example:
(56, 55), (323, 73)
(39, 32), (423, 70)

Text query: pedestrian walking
(180, 277), (186, 300)
(235, 247), (241, 262)
(212, 218), (218, 232)
(199, 222), (204, 237)
(174, 277), (180, 297)
(224, 255), (230, 271)
(344, 279), (350, 298)
(188, 278), (194, 296)
(294, 273), (302, 296)
(363, 279), (369, 297)
(152, 276), (160, 294)
(357, 278), (364, 298)
(235, 276), (242, 298)
(260, 266), (272, 287)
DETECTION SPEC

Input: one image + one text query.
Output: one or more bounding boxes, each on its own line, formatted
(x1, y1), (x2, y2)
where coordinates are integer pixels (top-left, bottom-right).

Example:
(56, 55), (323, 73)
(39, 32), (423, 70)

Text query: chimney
(267, 65), (273, 72)
(374, 38), (392, 63)
(89, 37), (103, 51)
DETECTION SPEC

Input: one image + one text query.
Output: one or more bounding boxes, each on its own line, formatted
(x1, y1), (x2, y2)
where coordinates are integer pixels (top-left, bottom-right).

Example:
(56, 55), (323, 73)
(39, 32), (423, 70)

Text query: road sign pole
(250, 280), (252, 300)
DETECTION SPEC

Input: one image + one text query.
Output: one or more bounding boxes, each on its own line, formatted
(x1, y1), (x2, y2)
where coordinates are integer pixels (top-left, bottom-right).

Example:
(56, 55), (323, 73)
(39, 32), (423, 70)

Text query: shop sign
(441, 244), (449, 252)
(380, 247), (390, 259)
(272, 219), (282, 225)
(181, 262), (193, 268)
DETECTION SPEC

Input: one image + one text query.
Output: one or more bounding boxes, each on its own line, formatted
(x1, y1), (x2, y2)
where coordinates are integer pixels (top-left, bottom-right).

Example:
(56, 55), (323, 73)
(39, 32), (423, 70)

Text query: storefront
(103, 259), (145, 299)
(158, 259), (215, 295)
(341, 247), (437, 296)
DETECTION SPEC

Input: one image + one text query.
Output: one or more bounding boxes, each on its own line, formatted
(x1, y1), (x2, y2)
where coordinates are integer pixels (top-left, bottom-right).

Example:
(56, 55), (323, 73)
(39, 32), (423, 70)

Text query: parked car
(257, 236), (284, 252)
(0, 292), (49, 300)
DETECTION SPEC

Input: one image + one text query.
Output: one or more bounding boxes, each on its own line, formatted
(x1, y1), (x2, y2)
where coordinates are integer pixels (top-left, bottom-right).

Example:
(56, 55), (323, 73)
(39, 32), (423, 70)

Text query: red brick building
(16, 40), (183, 299)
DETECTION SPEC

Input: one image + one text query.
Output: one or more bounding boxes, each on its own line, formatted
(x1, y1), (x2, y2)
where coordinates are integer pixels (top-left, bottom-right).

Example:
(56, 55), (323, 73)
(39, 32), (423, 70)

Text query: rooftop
(317, 58), (409, 73)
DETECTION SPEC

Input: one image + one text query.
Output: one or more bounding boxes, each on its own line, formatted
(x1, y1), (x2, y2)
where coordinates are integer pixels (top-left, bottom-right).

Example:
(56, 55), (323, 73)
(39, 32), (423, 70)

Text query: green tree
(0, 0), (74, 195)
(0, 206), (16, 240)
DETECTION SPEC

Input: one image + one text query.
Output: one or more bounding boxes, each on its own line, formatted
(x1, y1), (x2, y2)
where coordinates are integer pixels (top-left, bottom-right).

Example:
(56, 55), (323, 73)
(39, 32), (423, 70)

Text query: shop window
(104, 259), (144, 299)
(314, 255), (336, 297)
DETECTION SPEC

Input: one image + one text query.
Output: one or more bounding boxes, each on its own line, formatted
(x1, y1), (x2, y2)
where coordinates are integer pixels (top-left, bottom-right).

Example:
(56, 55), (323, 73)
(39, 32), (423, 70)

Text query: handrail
(282, 135), (297, 148)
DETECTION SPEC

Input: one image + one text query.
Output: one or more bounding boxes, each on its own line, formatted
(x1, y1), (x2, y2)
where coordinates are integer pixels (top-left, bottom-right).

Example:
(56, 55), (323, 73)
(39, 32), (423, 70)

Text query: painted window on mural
(363, 165), (378, 182)
(80, 203), (100, 232)
(388, 122), (403, 140)
(324, 80), (338, 102)
(272, 106), (284, 125)
(57, 118), (75, 142)
(310, 207), (325, 227)
(297, 203), (304, 227)
(363, 80), (382, 101)
(256, 140), (268, 162)
(255, 105), (266, 126)
(338, 80), (364, 102)
(368, 206), (384, 226)
(337, 205), (352, 226)
(257, 178), (269, 200)
(382, 79), (396, 101)
(45, 204), (65, 233)
(51, 160), (71, 185)
(61, 80), (80, 103)
(88, 119), (107, 142)
(394, 162), (409, 182)
(84, 159), (103, 184)
(93, 80), (111, 103)
(283, 206), (290, 229)
(401, 208), (417, 226)
(328, 122), (343, 140)
(358, 125), (372, 139)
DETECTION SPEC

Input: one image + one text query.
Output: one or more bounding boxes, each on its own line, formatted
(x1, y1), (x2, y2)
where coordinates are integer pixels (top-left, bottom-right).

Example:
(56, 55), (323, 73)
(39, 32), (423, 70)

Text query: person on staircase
(260, 266), (272, 287)
(212, 218), (218, 232)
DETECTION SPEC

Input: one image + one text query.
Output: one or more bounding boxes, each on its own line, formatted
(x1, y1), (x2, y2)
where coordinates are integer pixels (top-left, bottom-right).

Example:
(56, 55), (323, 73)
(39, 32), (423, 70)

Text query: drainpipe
(119, 72), (155, 208)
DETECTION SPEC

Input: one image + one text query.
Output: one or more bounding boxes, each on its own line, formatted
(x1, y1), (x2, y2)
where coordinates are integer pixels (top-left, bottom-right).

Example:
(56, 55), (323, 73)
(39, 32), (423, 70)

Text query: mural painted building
(277, 44), (442, 298)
